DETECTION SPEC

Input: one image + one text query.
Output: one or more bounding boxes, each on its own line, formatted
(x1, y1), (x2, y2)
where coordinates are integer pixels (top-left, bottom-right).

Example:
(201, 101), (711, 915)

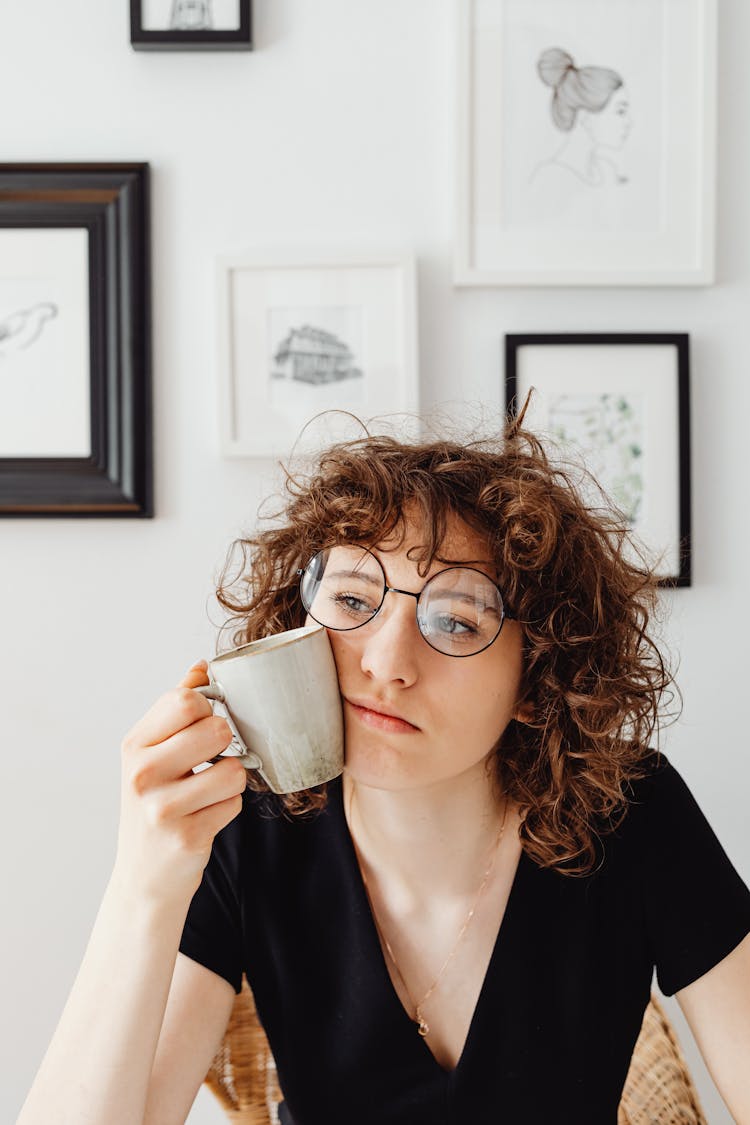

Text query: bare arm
(142, 954), (237, 1125)
(16, 663), (246, 1125)
(676, 930), (750, 1124)
(17, 875), (194, 1125)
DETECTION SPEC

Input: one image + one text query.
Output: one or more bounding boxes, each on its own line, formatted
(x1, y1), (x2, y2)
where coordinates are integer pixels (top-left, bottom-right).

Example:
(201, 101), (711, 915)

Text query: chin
(343, 738), (425, 790)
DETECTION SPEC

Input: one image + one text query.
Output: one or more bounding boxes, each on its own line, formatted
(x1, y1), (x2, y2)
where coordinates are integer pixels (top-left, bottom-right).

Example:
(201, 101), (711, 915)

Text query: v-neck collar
(332, 774), (530, 1081)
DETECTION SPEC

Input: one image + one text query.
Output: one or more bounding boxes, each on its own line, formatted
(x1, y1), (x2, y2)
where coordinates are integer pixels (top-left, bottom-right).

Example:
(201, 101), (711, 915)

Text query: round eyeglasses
(297, 545), (511, 658)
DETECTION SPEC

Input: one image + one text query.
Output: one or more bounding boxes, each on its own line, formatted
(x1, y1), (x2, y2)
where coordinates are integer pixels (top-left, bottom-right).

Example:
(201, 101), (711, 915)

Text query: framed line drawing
(0, 163), (152, 517)
(216, 253), (419, 458)
(456, 0), (717, 286)
(504, 333), (691, 586)
(130, 0), (252, 50)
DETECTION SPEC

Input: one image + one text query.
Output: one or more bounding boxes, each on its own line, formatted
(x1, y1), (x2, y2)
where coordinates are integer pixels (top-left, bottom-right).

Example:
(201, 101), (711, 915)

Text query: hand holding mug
(112, 660), (248, 906)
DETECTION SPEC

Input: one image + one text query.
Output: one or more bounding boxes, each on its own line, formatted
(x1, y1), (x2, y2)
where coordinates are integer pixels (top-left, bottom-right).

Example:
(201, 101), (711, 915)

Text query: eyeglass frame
(296, 545), (516, 658)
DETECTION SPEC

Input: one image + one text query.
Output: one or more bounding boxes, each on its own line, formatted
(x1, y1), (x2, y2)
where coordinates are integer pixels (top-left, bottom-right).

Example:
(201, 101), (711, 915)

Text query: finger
(152, 755), (247, 819)
(137, 714), (234, 784)
(124, 683), (213, 753)
(177, 660), (209, 689)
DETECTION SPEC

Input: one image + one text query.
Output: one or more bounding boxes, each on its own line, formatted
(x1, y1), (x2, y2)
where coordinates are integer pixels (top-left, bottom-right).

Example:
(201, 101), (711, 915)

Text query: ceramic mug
(194, 624), (344, 794)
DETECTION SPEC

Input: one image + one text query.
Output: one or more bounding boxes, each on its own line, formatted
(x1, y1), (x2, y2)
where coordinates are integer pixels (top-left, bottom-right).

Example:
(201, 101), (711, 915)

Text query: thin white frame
(216, 252), (419, 458)
(455, 0), (717, 287)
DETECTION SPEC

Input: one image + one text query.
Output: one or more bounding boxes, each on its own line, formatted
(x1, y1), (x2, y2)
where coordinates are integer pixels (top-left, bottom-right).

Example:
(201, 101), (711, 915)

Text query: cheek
(321, 627), (361, 683)
(447, 643), (523, 725)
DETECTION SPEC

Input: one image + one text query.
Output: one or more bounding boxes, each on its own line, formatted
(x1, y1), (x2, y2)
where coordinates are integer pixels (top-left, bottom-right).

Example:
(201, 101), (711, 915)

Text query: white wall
(2, 2), (748, 1122)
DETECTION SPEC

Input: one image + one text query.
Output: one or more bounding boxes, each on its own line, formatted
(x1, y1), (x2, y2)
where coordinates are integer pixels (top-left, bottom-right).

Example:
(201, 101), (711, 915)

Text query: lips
(344, 696), (421, 732)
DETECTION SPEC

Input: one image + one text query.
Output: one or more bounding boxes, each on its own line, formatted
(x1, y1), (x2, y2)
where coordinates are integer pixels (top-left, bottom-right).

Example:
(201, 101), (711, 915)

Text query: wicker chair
(203, 976), (708, 1124)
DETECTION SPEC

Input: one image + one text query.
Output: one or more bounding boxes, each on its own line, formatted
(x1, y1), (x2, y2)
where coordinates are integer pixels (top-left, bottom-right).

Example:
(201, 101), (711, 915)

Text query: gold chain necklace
(347, 782), (508, 1038)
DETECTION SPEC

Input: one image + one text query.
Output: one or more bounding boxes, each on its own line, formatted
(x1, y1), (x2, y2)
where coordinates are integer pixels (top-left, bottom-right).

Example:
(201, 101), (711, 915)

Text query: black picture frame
(130, 0), (252, 51)
(504, 333), (691, 587)
(0, 163), (152, 518)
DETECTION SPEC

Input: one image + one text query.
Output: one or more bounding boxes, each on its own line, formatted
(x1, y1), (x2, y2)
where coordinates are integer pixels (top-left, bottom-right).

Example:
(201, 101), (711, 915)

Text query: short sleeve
(178, 807), (245, 995)
(638, 754), (750, 997)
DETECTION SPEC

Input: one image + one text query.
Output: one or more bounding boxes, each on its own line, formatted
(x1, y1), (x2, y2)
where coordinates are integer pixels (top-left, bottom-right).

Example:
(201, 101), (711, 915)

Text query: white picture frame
(456, 0), (717, 286)
(505, 333), (691, 586)
(216, 253), (419, 458)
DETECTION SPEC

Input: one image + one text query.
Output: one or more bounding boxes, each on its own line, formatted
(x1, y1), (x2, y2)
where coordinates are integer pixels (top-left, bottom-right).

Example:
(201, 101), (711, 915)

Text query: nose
(358, 589), (421, 687)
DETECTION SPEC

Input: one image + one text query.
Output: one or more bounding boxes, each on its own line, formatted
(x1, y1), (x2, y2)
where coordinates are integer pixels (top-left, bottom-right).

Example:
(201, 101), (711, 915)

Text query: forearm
(17, 872), (193, 1125)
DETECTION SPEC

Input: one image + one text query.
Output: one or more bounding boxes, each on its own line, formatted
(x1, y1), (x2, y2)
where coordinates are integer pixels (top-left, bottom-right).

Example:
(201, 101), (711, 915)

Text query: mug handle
(193, 683), (263, 770)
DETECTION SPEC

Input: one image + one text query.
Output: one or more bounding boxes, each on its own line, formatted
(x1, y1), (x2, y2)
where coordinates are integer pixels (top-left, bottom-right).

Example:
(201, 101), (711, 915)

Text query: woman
(530, 47), (632, 200)
(18, 411), (750, 1124)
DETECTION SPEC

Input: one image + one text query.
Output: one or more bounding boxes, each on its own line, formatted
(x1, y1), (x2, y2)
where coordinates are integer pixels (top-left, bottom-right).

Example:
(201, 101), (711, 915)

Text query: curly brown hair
(214, 406), (679, 877)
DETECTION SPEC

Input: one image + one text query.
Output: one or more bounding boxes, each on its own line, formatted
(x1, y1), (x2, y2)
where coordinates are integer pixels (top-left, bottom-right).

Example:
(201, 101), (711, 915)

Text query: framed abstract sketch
(0, 164), (152, 517)
(130, 0), (252, 50)
(456, 0), (717, 285)
(216, 253), (419, 458)
(505, 334), (691, 586)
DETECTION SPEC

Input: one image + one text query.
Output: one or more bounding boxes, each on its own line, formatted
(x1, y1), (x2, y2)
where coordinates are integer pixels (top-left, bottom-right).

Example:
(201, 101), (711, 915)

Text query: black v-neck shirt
(178, 751), (750, 1124)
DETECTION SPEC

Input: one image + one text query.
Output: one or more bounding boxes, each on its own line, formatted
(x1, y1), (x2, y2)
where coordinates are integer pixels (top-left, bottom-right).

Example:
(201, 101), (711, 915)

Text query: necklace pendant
(416, 1012), (430, 1036)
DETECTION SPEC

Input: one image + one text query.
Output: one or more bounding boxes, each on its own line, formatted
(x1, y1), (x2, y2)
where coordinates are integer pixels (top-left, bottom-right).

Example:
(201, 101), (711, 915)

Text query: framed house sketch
(505, 333), (691, 586)
(216, 253), (419, 458)
(456, 0), (717, 285)
(0, 164), (152, 517)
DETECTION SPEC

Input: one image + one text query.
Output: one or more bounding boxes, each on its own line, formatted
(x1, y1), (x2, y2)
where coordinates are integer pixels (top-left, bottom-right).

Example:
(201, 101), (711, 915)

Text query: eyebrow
(324, 569), (382, 586)
(426, 587), (502, 619)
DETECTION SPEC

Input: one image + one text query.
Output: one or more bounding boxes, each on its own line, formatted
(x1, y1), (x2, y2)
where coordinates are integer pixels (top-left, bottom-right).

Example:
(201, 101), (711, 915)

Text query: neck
(551, 127), (604, 184)
(343, 764), (509, 916)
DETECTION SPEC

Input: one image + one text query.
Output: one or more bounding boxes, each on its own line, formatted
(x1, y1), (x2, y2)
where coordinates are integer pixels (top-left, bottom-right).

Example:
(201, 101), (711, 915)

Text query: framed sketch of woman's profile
(456, 0), (717, 286)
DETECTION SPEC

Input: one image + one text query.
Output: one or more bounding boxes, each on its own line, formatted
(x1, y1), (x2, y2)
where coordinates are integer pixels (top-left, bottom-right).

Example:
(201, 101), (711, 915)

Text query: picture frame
(504, 333), (691, 586)
(0, 163), (152, 518)
(130, 0), (252, 51)
(456, 0), (717, 286)
(216, 252), (419, 458)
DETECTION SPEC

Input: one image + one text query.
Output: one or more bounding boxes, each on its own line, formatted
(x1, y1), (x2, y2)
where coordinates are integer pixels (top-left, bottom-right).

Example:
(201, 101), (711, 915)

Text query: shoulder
(589, 750), (699, 866)
(615, 749), (704, 840)
(617, 750), (749, 896)
(240, 779), (338, 825)
(621, 749), (704, 824)
(235, 778), (340, 852)
(623, 753), (750, 997)
(622, 747), (674, 802)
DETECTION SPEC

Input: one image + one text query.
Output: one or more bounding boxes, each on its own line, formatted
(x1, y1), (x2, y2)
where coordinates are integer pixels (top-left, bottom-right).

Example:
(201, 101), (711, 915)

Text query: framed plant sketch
(456, 0), (717, 285)
(0, 163), (152, 517)
(216, 253), (419, 458)
(130, 0), (252, 50)
(504, 334), (691, 586)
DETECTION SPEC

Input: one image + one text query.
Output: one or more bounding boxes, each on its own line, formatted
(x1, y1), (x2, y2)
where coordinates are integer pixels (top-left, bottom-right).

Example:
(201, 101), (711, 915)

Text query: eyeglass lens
(300, 545), (505, 656)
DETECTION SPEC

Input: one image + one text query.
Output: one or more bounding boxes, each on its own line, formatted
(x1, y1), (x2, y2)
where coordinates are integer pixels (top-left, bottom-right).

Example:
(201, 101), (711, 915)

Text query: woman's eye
(427, 613), (477, 636)
(333, 592), (375, 615)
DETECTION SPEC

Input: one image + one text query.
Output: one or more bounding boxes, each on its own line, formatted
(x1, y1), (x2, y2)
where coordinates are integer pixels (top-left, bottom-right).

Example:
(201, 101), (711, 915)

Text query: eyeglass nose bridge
(383, 583), (420, 605)
(375, 583), (425, 627)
